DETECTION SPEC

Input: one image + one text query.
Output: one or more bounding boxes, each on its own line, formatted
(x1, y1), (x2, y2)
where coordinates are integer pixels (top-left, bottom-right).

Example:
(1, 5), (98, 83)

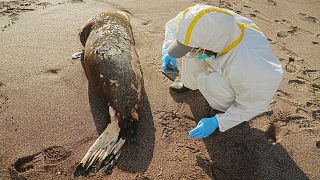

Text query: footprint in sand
(277, 31), (289, 38)
(249, 13), (256, 18)
(274, 19), (291, 24)
(285, 57), (297, 73)
(288, 79), (306, 89)
(276, 89), (289, 98)
(246, 9), (272, 23)
(298, 13), (318, 23)
(288, 76), (320, 93)
(46, 68), (61, 74)
(267, 0), (277, 6)
(312, 33), (320, 44)
(13, 146), (71, 173)
(277, 26), (299, 38)
(287, 26), (298, 34)
(303, 69), (319, 79)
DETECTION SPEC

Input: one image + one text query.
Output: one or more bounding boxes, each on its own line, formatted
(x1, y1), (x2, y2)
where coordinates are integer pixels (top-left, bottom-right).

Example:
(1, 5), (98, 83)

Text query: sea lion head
(78, 11), (131, 47)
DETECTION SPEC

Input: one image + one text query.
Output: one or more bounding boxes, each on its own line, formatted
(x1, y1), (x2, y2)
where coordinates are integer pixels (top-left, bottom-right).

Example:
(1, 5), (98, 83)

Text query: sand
(0, 0), (319, 179)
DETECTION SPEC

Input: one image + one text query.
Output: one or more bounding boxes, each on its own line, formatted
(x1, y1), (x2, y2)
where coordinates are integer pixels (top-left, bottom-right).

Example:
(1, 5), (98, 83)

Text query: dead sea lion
(74, 11), (144, 176)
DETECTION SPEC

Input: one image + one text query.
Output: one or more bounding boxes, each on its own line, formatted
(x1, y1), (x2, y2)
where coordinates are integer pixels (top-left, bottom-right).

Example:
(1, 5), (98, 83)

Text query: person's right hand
(162, 48), (178, 69)
(188, 116), (219, 139)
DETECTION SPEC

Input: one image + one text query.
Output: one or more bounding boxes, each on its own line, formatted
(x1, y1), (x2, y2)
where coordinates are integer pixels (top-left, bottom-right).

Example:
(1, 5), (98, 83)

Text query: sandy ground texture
(0, 0), (319, 179)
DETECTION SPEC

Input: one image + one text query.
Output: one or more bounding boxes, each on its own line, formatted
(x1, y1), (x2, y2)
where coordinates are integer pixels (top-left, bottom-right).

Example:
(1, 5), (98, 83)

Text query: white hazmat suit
(162, 4), (283, 132)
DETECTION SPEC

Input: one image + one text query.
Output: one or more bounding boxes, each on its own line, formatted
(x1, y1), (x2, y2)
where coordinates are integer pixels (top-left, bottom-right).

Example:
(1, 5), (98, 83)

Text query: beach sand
(0, 0), (319, 179)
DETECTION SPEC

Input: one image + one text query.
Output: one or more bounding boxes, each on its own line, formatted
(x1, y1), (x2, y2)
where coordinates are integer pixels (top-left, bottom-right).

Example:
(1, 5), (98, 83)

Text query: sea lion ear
(78, 18), (95, 47)
(116, 10), (130, 21)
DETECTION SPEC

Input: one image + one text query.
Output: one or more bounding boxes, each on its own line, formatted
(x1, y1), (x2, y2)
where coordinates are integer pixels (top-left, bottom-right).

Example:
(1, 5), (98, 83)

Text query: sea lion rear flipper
(74, 106), (126, 176)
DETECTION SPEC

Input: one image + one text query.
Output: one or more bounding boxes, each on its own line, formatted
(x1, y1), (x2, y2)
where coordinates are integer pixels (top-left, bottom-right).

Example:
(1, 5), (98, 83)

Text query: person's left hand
(162, 48), (178, 69)
(188, 116), (219, 139)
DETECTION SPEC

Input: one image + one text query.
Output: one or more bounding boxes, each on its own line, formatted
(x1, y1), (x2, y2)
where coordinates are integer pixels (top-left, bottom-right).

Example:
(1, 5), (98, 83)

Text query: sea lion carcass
(75, 11), (144, 175)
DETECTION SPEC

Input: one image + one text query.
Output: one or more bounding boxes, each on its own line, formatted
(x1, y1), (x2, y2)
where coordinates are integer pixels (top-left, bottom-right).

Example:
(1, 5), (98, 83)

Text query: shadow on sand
(171, 90), (308, 180)
(87, 84), (155, 174)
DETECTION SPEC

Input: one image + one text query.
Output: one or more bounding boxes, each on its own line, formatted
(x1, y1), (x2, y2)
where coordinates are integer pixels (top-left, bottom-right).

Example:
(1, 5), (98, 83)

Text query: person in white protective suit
(161, 4), (283, 139)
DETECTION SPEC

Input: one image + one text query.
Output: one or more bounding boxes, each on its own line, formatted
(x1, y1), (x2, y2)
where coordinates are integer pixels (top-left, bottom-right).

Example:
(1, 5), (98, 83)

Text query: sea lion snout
(78, 17), (94, 47)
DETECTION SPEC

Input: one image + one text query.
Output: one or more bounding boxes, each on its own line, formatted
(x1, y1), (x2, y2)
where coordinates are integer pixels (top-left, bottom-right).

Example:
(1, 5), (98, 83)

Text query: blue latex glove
(188, 116), (219, 139)
(162, 48), (178, 69)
